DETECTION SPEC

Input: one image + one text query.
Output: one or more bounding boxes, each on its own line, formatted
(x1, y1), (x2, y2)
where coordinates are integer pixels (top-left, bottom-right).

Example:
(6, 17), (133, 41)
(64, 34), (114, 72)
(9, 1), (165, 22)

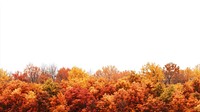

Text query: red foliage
(12, 71), (29, 82)
(50, 86), (96, 112)
(56, 67), (70, 82)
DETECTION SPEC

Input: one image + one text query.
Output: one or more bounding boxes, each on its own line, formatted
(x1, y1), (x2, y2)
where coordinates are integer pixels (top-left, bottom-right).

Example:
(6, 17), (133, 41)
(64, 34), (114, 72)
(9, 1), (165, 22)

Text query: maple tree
(56, 67), (70, 82)
(12, 71), (29, 82)
(50, 86), (96, 112)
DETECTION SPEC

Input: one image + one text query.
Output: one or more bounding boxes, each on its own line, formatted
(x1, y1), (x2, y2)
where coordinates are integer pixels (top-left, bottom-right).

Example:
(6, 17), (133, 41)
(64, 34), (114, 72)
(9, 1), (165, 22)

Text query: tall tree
(141, 63), (164, 84)
(40, 64), (57, 80)
(24, 64), (41, 83)
(193, 64), (200, 78)
(163, 62), (179, 84)
(56, 67), (70, 82)
(0, 69), (10, 83)
(94, 65), (119, 80)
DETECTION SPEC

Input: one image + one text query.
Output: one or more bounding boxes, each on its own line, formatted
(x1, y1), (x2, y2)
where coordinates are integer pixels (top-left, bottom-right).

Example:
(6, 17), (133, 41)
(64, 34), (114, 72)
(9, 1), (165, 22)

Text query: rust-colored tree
(94, 65), (119, 80)
(38, 73), (51, 84)
(50, 86), (96, 112)
(88, 78), (116, 100)
(163, 62), (180, 84)
(172, 69), (186, 84)
(12, 71), (29, 82)
(56, 67), (70, 82)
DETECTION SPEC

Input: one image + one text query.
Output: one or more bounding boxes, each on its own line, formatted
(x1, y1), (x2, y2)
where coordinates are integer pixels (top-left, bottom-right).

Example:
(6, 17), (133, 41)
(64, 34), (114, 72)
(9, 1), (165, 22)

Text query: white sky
(0, 0), (200, 72)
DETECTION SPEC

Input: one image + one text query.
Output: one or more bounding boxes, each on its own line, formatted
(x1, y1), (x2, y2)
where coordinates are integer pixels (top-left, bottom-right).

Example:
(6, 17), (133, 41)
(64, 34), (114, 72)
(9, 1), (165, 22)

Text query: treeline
(1, 62), (200, 111)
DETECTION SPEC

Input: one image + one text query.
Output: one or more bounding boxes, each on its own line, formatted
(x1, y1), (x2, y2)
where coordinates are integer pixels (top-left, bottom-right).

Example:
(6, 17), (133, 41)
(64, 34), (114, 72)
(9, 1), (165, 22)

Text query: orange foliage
(1, 63), (200, 111)
(141, 63), (164, 84)
(50, 86), (96, 112)
(94, 65), (119, 80)
(56, 67), (70, 82)
(0, 80), (49, 111)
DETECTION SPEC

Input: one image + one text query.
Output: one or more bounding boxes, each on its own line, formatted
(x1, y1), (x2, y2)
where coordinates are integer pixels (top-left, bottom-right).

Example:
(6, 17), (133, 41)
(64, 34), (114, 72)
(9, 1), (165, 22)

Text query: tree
(94, 65), (119, 80)
(67, 67), (89, 88)
(56, 67), (70, 82)
(42, 79), (60, 96)
(24, 64), (41, 83)
(184, 67), (194, 81)
(172, 69), (186, 84)
(48, 64), (57, 80)
(40, 64), (57, 80)
(50, 86), (96, 112)
(0, 80), (50, 111)
(193, 64), (200, 78)
(141, 63), (164, 84)
(163, 62), (180, 84)
(0, 69), (10, 83)
(68, 67), (88, 80)
(112, 70), (131, 81)
(12, 71), (29, 82)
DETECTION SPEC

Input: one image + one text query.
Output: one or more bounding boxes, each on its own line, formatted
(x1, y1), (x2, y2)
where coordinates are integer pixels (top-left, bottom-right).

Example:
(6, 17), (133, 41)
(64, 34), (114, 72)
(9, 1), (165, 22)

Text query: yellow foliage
(194, 104), (200, 112)
(68, 67), (89, 79)
(141, 63), (164, 84)
(115, 79), (131, 90)
(97, 94), (115, 111)
(25, 91), (36, 100)
(11, 88), (22, 95)
(184, 67), (194, 81)
(42, 79), (60, 96)
(193, 67), (200, 78)
(89, 86), (99, 94)
(0, 68), (10, 82)
(68, 67), (89, 88)
(173, 83), (183, 91)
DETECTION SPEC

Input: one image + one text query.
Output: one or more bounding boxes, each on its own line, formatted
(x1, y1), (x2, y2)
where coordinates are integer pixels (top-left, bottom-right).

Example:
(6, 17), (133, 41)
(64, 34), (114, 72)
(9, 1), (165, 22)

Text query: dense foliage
(1, 63), (200, 111)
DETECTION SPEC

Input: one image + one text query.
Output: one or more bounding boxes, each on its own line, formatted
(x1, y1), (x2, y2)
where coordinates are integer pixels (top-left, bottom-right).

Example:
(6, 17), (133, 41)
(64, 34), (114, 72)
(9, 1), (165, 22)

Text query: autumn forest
(1, 62), (200, 111)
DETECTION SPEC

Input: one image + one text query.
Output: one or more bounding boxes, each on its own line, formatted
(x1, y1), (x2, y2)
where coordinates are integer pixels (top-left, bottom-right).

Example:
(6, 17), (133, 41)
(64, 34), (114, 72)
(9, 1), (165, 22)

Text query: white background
(0, 0), (200, 72)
